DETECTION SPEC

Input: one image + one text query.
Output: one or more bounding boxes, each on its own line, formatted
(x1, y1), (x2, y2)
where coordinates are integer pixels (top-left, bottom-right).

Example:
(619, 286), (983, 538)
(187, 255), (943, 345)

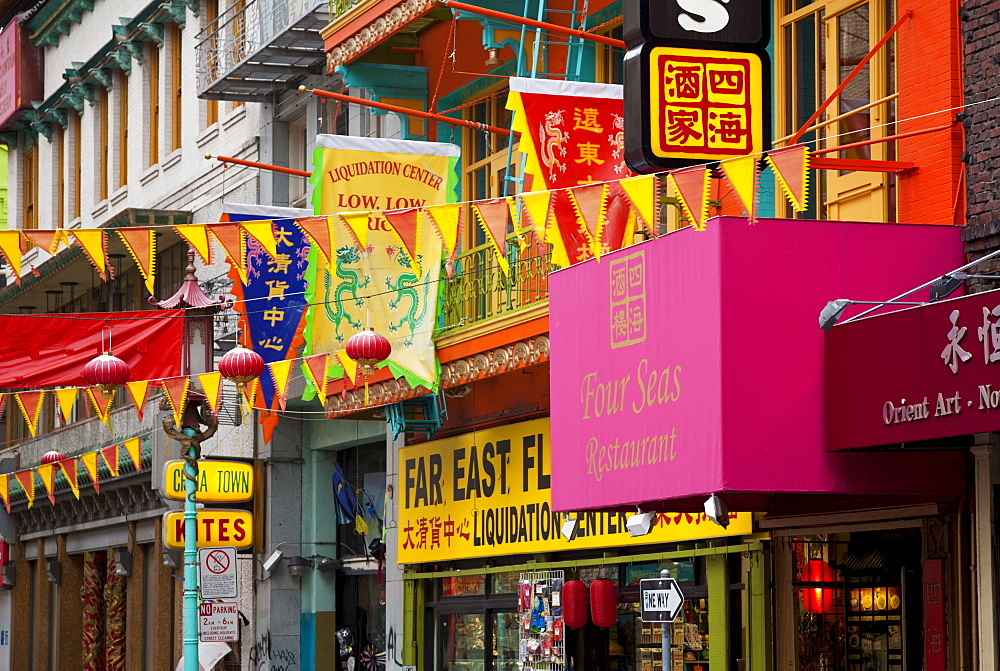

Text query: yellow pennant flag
(268, 360), (293, 410)
(71, 229), (108, 280)
(336, 349), (358, 385)
(0, 230), (22, 278)
(81, 451), (101, 493)
(0, 474), (9, 512)
(60, 458), (80, 500)
(618, 174), (657, 232)
(37, 463), (56, 505)
(424, 203), (462, 257)
(124, 437), (142, 472)
(125, 380), (151, 422)
(197, 371), (223, 415)
(720, 155), (760, 217)
(241, 219), (279, 260)
(55, 388), (78, 424)
(521, 190), (552, 242)
(174, 224), (213, 264)
(337, 211), (370, 249)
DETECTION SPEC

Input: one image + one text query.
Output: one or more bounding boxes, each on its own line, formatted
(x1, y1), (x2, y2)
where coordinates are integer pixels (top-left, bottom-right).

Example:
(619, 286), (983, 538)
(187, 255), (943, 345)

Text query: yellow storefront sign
(162, 460), (254, 502)
(398, 418), (751, 564)
(163, 510), (254, 550)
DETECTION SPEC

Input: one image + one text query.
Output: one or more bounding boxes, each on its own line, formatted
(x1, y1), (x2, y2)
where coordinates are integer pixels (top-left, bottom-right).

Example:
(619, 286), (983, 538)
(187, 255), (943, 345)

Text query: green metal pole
(183, 428), (200, 671)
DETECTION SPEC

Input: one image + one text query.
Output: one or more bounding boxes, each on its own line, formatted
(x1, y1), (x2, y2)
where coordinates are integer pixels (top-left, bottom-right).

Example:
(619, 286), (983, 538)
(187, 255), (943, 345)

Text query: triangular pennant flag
(268, 359), (293, 411)
(521, 190), (552, 243)
(117, 228), (157, 295)
(473, 199), (511, 276)
(720, 155), (760, 216)
(259, 411), (280, 445)
(603, 181), (636, 253)
(197, 371), (223, 415)
(303, 354), (330, 406)
(174, 224), (212, 264)
(0, 474), (9, 512)
(0, 230), (22, 278)
(336, 349), (358, 385)
(337, 211), (370, 249)
(669, 166), (712, 231)
(100, 444), (120, 478)
(568, 183), (610, 259)
(23, 229), (68, 254)
(550, 189), (589, 266)
(37, 463), (56, 505)
(81, 451), (100, 493)
(15, 391), (45, 438)
(60, 458), (80, 500)
(294, 216), (335, 263)
(86, 388), (116, 425)
(383, 208), (421, 267)
(125, 380), (151, 422)
(55, 388), (78, 425)
(619, 174), (657, 231)
(424, 203), (462, 257)
(241, 219), (279, 261)
(241, 377), (259, 411)
(161, 376), (191, 427)
(71, 229), (109, 280)
(209, 224), (248, 284)
(13, 470), (33, 508)
(123, 437), (142, 472)
(767, 144), (811, 212)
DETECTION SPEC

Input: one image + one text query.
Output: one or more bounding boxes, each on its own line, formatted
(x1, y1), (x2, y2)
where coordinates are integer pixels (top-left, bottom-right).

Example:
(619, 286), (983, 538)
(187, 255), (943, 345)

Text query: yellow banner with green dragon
(304, 135), (460, 394)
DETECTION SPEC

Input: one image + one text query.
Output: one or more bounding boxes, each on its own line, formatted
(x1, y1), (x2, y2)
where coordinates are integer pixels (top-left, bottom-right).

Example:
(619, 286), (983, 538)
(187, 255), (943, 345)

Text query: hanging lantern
(562, 579), (588, 629)
(590, 577), (617, 628)
(82, 353), (131, 393)
(345, 328), (392, 404)
(40, 450), (66, 464)
(801, 559), (838, 614)
(218, 345), (265, 385)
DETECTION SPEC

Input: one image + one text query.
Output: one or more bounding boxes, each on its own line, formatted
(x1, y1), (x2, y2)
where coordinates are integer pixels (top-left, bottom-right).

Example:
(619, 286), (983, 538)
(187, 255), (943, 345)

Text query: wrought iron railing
(439, 228), (552, 337)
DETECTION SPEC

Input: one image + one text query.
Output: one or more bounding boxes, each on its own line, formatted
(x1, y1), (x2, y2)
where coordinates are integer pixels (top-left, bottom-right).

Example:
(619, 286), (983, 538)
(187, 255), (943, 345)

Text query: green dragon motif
(384, 250), (430, 347)
(323, 245), (371, 341)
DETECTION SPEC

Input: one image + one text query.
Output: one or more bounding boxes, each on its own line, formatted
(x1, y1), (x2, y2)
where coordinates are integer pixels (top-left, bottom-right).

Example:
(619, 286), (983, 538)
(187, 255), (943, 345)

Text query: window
(595, 22), (624, 85)
(118, 72), (129, 187)
(98, 86), (109, 201)
(170, 24), (183, 151)
(22, 144), (38, 230)
(205, 0), (219, 126)
(776, 0), (897, 222)
(55, 125), (65, 225)
(72, 111), (81, 220)
(462, 90), (518, 246)
(148, 41), (160, 167)
(288, 115), (308, 207)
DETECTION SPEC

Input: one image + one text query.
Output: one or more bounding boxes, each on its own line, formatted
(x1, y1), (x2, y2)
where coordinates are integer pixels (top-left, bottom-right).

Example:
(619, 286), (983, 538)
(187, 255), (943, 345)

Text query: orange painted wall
(896, 0), (964, 226)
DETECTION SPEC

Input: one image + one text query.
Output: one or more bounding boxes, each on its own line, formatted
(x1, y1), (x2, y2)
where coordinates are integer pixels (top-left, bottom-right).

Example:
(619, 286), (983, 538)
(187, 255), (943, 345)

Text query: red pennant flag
(473, 199), (511, 253)
(551, 190), (595, 264)
(60, 458), (80, 500)
(162, 376), (191, 426)
(209, 224), (248, 283)
(15, 390), (45, 438)
(101, 445), (120, 477)
(117, 228), (157, 294)
(567, 183), (608, 257)
(304, 354), (330, 405)
(669, 166), (711, 230)
(13, 470), (34, 508)
(767, 144), (810, 212)
(294, 216), (334, 263)
(603, 181), (635, 253)
(383, 208), (421, 265)
(86, 388), (116, 425)
(22, 230), (67, 254)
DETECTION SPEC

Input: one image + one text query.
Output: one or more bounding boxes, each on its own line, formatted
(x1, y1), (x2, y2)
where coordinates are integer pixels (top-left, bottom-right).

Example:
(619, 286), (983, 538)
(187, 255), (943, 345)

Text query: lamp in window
(801, 559), (837, 614)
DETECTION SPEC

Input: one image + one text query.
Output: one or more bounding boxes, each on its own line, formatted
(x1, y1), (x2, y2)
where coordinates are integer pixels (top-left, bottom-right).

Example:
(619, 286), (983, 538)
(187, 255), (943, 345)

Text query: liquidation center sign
(398, 418), (750, 563)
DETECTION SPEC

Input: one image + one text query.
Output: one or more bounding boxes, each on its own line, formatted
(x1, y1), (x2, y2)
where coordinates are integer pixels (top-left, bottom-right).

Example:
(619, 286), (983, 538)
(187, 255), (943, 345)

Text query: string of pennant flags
(0, 145), (810, 286)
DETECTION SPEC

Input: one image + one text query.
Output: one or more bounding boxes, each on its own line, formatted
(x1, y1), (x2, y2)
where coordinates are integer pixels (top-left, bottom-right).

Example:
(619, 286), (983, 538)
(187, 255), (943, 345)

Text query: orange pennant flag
(161, 376), (191, 427)
(767, 144), (811, 212)
(125, 380), (151, 422)
(55, 388), (78, 425)
(15, 391), (45, 438)
(0, 474), (9, 512)
(100, 444), (120, 477)
(210, 224), (248, 284)
(124, 437), (142, 472)
(473, 199), (511, 275)
(81, 451), (100, 493)
(336, 349), (358, 385)
(71, 229), (109, 280)
(303, 354), (330, 405)
(241, 220), (278, 261)
(13, 470), (34, 508)
(568, 183), (609, 259)
(294, 216), (334, 263)
(383, 208), (421, 268)
(0, 230), (22, 278)
(669, 166), (712, 231)
(37, 463), (56, 505)
(23, 229), (68, 254)
(86, 388), (116, 425)
(60, 458), (80, 500)
(268, 360), (293, 411)
(197, 371), (223, 415)
(174, 224), (212, 264)
(117, 228), (157, 295)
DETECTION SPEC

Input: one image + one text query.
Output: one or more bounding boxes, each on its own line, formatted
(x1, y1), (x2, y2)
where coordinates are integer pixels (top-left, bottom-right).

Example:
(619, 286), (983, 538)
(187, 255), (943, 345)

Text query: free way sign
(640, 577), (685, 622)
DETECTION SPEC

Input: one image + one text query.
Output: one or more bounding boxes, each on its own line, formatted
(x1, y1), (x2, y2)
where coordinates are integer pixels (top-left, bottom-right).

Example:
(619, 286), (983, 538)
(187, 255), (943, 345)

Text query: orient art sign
(623, 0), (770, 172)
(826, 287), (1000, 450)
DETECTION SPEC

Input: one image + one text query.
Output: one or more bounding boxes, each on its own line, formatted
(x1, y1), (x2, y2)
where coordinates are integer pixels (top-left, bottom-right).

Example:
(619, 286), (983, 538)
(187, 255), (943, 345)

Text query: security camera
(262, 549), (283, 573)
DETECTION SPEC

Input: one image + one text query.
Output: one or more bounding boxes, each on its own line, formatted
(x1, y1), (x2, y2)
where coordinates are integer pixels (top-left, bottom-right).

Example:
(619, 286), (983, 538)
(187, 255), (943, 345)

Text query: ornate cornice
(12, 480), (164, 538)
(325, 0), (435, 71)
(326, 334), (549, 414)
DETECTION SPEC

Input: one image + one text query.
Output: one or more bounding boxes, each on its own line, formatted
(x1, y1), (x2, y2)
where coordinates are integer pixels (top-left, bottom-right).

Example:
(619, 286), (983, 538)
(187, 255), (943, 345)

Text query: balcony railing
(328, 0), (367, 21)
(439, 228), (552, 337)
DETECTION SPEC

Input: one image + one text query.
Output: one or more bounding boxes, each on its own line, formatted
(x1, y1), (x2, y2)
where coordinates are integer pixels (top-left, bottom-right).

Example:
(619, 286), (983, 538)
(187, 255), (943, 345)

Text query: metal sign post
(640, 569), (686, 670)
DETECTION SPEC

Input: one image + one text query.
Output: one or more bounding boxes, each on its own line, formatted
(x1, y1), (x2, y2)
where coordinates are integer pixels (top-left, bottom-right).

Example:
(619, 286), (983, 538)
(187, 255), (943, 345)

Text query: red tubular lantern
(590, 578), (617, 628)
(562, 579), (588, 629)
(218, 345), (266, 384)
(801, 559), (837, 614)
(345, 328), (392, 374)
(40, 450), (66, 464)
(82, 353), (131, 393)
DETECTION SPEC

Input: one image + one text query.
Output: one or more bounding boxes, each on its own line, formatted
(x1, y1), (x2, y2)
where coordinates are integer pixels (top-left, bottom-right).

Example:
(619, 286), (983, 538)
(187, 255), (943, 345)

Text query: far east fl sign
(623, 0), (770, 172)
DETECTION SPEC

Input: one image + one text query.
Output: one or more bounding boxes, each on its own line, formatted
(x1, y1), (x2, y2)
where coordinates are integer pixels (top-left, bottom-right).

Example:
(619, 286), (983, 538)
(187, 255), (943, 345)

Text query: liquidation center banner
(398, 418), (751, 563)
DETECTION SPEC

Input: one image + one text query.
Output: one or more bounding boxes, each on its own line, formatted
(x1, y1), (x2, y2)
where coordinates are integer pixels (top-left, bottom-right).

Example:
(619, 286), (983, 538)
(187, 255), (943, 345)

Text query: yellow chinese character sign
(650, 47), (764, 163)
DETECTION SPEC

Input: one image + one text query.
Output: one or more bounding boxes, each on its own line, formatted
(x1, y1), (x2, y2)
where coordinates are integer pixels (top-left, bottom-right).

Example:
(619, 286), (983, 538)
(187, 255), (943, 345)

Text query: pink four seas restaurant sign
(826, 286), (1000, 450)
(549, 217), (970, 513)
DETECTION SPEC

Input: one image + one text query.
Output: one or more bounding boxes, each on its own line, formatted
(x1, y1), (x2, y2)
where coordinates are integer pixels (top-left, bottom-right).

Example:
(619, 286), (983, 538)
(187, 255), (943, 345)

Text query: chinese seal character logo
(609, 250), (647, 349)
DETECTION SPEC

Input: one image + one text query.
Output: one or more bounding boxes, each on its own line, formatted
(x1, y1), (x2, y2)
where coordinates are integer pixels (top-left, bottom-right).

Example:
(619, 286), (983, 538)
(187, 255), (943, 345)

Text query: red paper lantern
(218, 345), (265, 384)
(345, 328), (392, 374)
(40, 450), (66, 464)
(590, 577), (617, 628)
(562, 579), (588, 629)
(82, 353), (131, 393)
(801, 559), (837, 614)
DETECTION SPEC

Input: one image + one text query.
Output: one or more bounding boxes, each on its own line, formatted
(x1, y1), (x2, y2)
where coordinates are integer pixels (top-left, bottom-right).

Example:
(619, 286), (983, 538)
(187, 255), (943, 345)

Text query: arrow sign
(640, 577), (685, 622)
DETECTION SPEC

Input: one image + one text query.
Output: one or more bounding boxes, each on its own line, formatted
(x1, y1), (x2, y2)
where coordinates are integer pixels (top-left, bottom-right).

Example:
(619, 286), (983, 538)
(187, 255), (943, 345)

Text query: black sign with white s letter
(624, 0), (768, 50)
